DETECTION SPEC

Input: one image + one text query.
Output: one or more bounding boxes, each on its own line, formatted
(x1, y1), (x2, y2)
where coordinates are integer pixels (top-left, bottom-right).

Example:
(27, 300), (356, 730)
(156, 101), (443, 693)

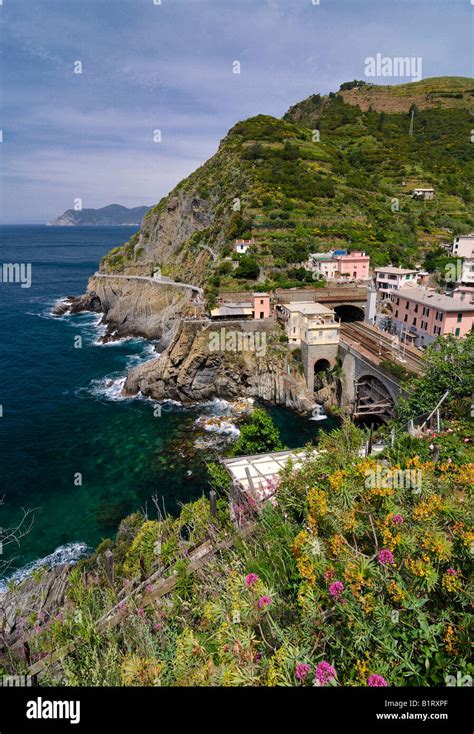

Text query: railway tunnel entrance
(334, 304), (364, 323)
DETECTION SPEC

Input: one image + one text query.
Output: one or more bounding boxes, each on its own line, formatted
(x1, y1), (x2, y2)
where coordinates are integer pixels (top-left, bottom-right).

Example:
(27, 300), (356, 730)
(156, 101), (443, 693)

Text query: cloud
(0, 0), (471, 222)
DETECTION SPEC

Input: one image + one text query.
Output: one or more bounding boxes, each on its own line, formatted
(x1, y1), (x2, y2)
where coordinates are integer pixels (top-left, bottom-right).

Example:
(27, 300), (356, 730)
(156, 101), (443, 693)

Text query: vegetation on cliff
(100, 76), (473, 290)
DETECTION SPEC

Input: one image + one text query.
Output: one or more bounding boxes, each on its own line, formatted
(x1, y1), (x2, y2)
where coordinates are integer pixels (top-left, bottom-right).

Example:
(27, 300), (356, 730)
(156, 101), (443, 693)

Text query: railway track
(340, 321), (424, 374)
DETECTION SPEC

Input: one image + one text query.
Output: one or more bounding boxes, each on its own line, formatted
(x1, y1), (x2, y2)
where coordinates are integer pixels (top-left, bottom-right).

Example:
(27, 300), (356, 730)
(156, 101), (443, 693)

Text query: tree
(396, 331), (474, 422)
(0, 497), (35, 578)
(233, 256), (260, 280)
(231, 409), (283, 456)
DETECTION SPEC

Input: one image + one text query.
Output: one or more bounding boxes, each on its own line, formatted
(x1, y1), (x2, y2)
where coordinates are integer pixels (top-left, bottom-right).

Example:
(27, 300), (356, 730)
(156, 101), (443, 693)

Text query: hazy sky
(0, 0), (472, 223)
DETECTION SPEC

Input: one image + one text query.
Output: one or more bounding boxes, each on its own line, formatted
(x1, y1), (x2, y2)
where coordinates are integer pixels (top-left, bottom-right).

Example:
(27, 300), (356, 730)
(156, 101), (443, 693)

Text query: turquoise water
(0, 226), (337, 583)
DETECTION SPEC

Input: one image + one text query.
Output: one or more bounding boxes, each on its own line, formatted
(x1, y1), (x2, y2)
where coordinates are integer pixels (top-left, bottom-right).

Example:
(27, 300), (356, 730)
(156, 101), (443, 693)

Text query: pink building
(336, 251), (370, 280)
(253, 293), (271, 320)
(390, 287), (474, 347)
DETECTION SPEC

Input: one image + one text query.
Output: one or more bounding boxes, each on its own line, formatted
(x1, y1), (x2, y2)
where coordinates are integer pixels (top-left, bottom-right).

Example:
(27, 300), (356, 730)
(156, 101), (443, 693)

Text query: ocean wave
(88, 375), (129, 401)
(0, 542), (89, 593)
(126, 342), (160, 367)
(195, 414), (240, 438)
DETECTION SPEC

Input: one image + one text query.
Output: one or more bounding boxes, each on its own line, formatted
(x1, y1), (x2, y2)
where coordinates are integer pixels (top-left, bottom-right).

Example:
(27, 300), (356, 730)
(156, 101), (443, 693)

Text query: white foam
(195, 414), (240, 438)
(0, 542), (89, 593)
(88, 375), (128, 401)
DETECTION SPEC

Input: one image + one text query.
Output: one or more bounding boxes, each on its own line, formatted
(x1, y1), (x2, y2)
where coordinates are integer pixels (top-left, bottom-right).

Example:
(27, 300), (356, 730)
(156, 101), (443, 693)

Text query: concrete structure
(280, 302), (340, 346)
(211, 292), (271, 320)
(336, 251), (370, 280)
(280, 301), (340, 392)
(390, 287), (474, 347)
(412, 187), (435, 200)
(365, 283), (377, 325)
(338, 341), (401, 419)
(374, 267), (419, 298)
(233, 239), (254, 254)
(452, 234), (474, 259)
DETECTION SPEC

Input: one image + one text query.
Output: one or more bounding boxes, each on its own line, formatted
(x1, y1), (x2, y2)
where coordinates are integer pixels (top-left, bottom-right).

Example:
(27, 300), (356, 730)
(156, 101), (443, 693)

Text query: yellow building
(281, 302), (340, 346)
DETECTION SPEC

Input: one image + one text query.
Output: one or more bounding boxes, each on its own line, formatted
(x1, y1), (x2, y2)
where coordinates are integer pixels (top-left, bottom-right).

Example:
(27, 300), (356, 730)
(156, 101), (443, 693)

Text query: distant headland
(48, 204), (151, 226)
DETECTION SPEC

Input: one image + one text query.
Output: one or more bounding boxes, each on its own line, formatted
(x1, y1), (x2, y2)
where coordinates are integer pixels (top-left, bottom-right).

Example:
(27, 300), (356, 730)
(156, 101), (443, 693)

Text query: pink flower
(368, 674), (388, 687)
(463, 438), (470, 443)
(324, 569), (335, 582)
(315, 661), (336, 686)
(146, 584), (153, 594)
(329, 581), (344, 600)
(245, 573), (259, 588)
(137, 608), (144, 619)
(446, 568), (457, 576)
(295, 663), (311, 681)
(378, 549), (394, 566)
(392, 514), (404, 525)
(153, 622), (162, 631)
(118, 601), (126, 611)
(54, 612), (63, 621)
(254, 652), (263, 662)
(258, 595), (271, 609)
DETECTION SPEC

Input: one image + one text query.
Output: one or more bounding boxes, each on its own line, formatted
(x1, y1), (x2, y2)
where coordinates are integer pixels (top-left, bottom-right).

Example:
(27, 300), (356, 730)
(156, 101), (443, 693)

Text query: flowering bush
(6, 420), (472, 688)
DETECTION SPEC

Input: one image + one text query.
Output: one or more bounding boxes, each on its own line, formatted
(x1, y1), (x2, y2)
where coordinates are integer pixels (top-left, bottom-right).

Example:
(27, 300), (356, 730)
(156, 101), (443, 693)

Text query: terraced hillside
(101, 77), (474, 298)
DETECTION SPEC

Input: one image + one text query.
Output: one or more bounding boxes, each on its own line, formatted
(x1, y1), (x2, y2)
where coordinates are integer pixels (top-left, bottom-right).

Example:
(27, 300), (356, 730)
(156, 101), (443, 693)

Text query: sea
(0, 225), (338, 589)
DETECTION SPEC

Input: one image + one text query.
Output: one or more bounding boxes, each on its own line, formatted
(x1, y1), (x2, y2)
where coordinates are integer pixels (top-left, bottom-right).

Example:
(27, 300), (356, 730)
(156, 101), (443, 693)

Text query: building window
(395, 310), (398, 318)
(455, 328), (461, 337)
(414, 304), (418, 313)
(396, 298), (400, 305)
(404, 314), (408, 322)
(413, 318), (417, 326)
(457, 313), (462, 323)
(405, 302), (409, 309)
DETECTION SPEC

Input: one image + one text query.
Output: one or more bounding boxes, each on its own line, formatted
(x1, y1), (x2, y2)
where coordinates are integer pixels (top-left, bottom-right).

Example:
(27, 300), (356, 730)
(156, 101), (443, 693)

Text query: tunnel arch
(334, 304), (364, 322)
(354, 373), (395, 420)
(313, 358), (331, 391)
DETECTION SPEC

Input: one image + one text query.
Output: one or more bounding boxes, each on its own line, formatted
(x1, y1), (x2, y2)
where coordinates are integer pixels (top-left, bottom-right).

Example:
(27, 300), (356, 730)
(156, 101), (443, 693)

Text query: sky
(0, 0), (472, 224)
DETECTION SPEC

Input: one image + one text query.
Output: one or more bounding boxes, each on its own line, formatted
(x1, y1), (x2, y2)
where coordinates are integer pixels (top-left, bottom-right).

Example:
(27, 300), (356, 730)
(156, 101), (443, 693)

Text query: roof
(211, 303), (253, 317)
(394, 287), (474, 312)
(375, 267), (418, 275)
(309, 253), (336, 261)
(253, 292), (270, 297)
(282, 301), (334, 315)
(222, 449), (308, 492)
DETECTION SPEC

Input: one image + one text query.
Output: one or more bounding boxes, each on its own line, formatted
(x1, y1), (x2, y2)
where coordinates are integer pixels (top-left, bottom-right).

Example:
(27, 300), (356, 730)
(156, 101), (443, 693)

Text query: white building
(307, 253), (338, 280)
(233, 239), (254, 254)
(452, 235), (474, 259)
(280, 302), (340, 346)
(374, 267), (419, 298)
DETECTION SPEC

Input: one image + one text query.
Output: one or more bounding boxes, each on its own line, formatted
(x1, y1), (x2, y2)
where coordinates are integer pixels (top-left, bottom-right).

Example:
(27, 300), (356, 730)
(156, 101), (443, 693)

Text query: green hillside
(102, 77), (474, 293)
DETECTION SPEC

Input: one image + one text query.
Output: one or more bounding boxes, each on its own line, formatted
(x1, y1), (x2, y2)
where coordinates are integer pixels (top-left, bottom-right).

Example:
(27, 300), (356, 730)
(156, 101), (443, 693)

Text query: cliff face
(123, 320), (314, 413)
(57, 276), (191, 343)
